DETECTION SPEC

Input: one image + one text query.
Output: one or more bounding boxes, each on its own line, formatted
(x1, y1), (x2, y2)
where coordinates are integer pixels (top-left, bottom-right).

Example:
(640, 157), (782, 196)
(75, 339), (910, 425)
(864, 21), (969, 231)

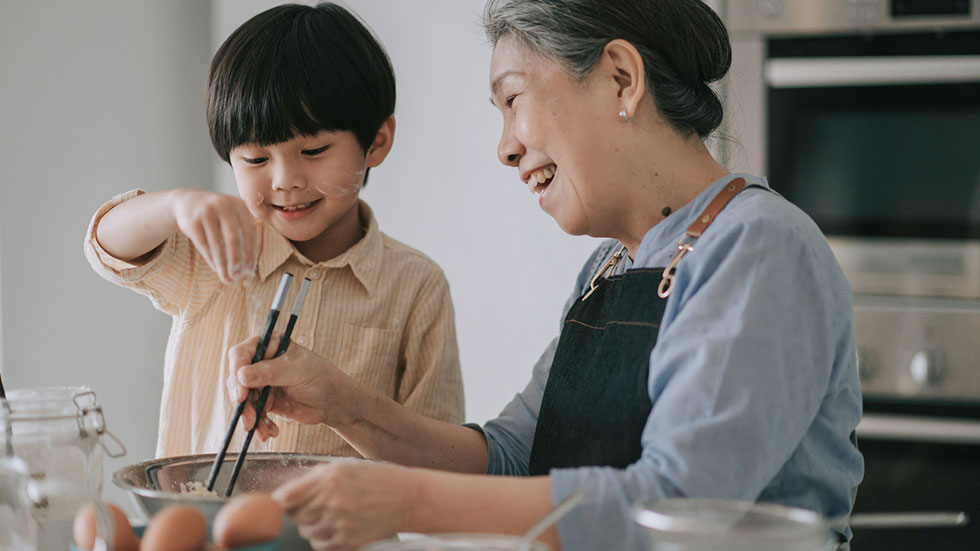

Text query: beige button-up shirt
(85, 190), (464, 458)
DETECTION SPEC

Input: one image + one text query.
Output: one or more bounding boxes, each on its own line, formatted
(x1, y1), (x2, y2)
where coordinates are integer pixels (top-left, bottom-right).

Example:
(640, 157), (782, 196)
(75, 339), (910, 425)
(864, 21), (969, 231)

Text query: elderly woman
(227, 0), (864, 549)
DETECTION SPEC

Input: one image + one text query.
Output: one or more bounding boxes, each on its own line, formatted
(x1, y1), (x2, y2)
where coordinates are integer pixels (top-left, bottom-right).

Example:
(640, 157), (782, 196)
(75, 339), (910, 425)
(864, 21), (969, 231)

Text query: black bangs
(207, 3), (396, 163)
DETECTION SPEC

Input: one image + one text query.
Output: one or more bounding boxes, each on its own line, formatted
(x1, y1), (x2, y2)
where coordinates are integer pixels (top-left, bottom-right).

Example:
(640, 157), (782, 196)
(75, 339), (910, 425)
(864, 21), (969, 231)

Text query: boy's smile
(228, 123), (394, 263)
(272, 199), (323, 220)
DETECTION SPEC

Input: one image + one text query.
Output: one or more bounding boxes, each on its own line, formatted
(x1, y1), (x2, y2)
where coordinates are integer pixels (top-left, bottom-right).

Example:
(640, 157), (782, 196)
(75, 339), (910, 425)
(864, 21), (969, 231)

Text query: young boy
(84, 2), (464, 458)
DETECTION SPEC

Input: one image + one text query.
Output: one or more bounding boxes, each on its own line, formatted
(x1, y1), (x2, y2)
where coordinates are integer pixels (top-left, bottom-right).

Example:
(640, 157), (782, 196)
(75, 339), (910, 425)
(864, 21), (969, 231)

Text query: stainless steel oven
(719, 1), (980, 549)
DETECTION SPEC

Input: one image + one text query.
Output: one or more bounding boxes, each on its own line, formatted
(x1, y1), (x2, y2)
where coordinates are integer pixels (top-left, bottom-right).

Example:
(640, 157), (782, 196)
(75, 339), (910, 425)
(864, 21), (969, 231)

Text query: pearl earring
(619, 109), (633, 123)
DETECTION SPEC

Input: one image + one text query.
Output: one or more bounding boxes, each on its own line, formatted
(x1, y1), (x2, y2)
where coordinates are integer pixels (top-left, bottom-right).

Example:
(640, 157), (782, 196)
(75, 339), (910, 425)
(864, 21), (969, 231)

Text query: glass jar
(0, 387), (125, 551)
(0, 456), (37, 551)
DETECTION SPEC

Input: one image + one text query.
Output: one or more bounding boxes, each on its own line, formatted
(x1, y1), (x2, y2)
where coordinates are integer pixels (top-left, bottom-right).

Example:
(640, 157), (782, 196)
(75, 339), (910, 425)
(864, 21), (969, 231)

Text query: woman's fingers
(273, 466), (322, 512)
(257, 416), (279, 441)
(226, 335), (288, 439)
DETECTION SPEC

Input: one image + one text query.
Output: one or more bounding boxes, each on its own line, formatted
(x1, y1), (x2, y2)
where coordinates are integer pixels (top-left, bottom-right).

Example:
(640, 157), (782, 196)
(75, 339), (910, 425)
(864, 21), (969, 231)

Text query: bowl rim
(364, 533), (551, 551)
(631, 498), (828, 537)
(111, 452), (349, 503)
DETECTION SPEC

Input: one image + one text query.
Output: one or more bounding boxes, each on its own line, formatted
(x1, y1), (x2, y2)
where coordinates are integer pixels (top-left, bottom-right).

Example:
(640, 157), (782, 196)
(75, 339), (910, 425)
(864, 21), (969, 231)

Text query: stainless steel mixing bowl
(113, 452), (362, 551)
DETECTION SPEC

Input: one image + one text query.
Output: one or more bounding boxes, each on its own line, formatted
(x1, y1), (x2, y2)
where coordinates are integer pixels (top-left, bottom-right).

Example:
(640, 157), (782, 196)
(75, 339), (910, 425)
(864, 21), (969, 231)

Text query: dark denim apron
(528, 265), (665, 474)
(528, 177), (749, 475)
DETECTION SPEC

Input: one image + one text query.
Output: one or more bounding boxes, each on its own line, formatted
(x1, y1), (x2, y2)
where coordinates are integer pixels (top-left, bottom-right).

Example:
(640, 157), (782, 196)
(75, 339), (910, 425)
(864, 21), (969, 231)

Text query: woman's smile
(524, 165), (556, 194)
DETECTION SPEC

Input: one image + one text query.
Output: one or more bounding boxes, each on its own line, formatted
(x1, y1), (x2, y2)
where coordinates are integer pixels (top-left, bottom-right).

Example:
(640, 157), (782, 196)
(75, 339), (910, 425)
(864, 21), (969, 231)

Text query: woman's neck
(614, 133), (729, 258)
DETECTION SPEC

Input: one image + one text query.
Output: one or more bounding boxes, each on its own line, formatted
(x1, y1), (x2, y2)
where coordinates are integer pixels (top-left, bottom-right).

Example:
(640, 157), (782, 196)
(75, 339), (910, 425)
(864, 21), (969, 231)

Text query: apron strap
(658, 177), (748, 298)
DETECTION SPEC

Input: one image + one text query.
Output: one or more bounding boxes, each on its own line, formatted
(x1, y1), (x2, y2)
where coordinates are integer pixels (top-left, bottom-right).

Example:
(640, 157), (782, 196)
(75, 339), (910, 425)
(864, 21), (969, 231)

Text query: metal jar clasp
(73, 391), (127, 458)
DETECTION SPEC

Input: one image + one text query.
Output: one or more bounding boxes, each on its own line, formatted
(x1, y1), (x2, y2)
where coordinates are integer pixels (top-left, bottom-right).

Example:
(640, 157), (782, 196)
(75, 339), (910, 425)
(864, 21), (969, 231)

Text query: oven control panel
(727, 0), (980, 34)
(854, 295), (980, 402)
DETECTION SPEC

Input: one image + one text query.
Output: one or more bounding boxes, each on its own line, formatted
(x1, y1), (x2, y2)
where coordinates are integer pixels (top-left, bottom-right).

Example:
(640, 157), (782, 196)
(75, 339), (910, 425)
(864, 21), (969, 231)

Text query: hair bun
(659, 0), (731, 86)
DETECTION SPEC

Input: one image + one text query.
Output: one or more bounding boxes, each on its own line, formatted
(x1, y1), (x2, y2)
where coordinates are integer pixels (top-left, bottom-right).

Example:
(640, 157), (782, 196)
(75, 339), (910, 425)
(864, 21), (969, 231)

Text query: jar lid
(1, 386), (94, 419)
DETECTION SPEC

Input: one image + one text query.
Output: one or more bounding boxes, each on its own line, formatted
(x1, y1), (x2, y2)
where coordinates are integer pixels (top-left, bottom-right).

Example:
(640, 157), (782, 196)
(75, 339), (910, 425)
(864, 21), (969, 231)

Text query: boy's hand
(170, 189), (258, 283)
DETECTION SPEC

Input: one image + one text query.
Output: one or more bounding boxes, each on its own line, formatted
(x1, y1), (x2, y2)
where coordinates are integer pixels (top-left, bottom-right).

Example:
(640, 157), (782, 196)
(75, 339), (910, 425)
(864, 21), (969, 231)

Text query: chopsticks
(224, 276), (311, 497)
(206, 272), (293, 493)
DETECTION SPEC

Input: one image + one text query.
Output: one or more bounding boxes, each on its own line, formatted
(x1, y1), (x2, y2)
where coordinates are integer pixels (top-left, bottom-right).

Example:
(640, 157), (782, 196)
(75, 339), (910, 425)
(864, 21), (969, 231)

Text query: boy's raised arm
(96, 188), (257, 283)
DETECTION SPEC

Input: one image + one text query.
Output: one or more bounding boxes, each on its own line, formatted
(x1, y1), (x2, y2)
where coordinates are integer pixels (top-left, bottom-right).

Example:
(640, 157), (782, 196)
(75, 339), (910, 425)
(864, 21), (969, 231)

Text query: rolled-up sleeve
(83, 189), (219, 317)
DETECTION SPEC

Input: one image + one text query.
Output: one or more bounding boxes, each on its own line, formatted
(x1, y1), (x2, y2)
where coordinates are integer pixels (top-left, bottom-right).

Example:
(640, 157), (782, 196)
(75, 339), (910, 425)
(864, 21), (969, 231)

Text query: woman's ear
(366, 115), (396, 167)
(601, 39), (647, 122)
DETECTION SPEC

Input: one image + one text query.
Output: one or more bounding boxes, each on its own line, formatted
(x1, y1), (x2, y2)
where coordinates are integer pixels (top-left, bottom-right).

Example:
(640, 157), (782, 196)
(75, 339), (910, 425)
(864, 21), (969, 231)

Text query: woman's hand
(272, 462), (420, 551)
(226, 335), (365, 439)
(169, 189), (257, 283)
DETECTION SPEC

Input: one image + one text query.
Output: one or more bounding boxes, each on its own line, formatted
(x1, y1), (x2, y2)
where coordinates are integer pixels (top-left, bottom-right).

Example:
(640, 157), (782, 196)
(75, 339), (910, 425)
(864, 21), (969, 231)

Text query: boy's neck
(292, 201), (365, 263)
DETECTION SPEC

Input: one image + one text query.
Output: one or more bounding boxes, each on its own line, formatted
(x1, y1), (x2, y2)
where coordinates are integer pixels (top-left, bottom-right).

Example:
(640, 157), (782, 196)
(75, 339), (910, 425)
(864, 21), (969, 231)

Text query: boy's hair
(207, 2), (396, 164)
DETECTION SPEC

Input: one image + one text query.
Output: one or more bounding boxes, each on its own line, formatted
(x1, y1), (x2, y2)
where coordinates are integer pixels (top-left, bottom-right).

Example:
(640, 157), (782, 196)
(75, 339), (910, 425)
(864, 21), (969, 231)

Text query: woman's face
(489, 35), (622, 236)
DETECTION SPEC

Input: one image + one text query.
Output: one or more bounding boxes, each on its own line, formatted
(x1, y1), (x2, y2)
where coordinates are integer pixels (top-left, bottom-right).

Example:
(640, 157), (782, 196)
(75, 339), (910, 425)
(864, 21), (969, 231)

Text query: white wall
(0, 1), (213, 511)
(1, 1), (727, 517)
(212, 0), (602, 424)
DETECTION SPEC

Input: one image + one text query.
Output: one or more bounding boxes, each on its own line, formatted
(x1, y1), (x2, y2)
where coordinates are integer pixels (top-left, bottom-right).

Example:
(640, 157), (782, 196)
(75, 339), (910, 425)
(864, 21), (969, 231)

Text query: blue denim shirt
(477, 173), (864, 551)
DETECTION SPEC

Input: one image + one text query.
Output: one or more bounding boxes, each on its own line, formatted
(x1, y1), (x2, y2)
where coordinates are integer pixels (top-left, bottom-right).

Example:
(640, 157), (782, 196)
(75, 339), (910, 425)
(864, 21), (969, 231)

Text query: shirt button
(308, 270), (321, 280)
(296, 336), (308, 346)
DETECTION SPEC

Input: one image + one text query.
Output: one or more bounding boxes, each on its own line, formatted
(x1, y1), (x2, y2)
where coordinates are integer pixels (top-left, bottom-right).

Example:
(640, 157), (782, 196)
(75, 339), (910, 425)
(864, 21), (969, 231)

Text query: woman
(227, 1), (864, 549)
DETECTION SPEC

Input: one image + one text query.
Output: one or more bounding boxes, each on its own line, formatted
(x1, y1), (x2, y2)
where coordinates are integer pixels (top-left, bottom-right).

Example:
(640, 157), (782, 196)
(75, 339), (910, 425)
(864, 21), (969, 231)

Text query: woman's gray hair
(483, 0), (730, 139)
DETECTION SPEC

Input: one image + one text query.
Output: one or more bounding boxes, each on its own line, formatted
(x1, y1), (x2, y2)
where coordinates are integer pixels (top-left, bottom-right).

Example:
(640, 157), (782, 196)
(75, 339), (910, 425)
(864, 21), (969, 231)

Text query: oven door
(766, 59), (980, 241)
(763, 30), (980, 298)
(853, 411), (980, 550)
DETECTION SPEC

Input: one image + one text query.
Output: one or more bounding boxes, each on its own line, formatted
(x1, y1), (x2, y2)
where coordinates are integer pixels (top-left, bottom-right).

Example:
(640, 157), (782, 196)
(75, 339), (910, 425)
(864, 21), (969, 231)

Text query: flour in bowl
(179, 481), (218, 497)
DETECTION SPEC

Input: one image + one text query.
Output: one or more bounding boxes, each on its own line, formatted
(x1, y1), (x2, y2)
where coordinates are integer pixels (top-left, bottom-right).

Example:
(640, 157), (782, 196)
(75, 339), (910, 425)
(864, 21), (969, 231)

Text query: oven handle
(857, 413), (980, 445)
(765, 55), (980, 88)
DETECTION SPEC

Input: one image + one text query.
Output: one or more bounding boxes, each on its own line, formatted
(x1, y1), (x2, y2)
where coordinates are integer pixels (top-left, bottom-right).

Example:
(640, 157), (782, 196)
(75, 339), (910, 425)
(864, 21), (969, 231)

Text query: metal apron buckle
(582, 246), (629, 301)
(657, 240), (694, 299)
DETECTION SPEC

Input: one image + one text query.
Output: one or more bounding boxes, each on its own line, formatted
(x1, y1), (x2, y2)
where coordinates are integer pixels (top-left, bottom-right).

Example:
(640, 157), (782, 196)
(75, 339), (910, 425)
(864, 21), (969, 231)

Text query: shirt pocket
(334, 324), (403, 398)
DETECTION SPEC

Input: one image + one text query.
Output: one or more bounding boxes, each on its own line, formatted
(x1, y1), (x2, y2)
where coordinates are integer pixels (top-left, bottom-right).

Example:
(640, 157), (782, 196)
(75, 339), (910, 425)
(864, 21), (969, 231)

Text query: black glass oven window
(891, 0), (971, 17)
(768, 82), (980, 238)
(852, 438), (980, 551)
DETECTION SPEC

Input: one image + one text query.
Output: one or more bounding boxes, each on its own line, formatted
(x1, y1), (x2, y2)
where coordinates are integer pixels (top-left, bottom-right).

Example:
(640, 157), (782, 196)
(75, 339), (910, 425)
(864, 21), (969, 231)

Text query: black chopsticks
(223, 276), (311, 497)
(206, 272), (303, 494)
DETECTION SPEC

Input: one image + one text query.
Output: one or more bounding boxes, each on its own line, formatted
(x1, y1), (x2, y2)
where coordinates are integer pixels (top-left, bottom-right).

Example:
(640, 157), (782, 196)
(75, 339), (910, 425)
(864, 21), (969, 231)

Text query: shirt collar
(256, 200), (384, 296)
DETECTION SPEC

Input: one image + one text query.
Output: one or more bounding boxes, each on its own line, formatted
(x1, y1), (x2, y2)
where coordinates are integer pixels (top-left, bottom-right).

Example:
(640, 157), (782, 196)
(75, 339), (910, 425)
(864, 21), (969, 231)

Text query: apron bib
(528, 267), (666, 474)
(528, 177), (749, 475)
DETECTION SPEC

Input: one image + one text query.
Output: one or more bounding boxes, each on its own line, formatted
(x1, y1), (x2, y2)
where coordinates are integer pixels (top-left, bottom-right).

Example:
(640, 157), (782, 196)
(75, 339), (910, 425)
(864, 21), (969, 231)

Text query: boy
(84, 2), (464, 458)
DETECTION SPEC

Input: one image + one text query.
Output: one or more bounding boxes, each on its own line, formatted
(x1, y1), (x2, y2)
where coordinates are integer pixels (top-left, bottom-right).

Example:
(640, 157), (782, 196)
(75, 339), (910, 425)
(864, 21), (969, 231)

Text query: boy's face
(229, 123), (393, 260)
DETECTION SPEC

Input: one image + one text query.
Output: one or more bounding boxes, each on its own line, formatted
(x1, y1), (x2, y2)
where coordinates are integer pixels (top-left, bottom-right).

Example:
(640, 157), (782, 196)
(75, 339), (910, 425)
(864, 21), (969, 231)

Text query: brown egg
(72, 502), (140, 551)
(140, 505), (208, 551)
(212, 492), (283, 549)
